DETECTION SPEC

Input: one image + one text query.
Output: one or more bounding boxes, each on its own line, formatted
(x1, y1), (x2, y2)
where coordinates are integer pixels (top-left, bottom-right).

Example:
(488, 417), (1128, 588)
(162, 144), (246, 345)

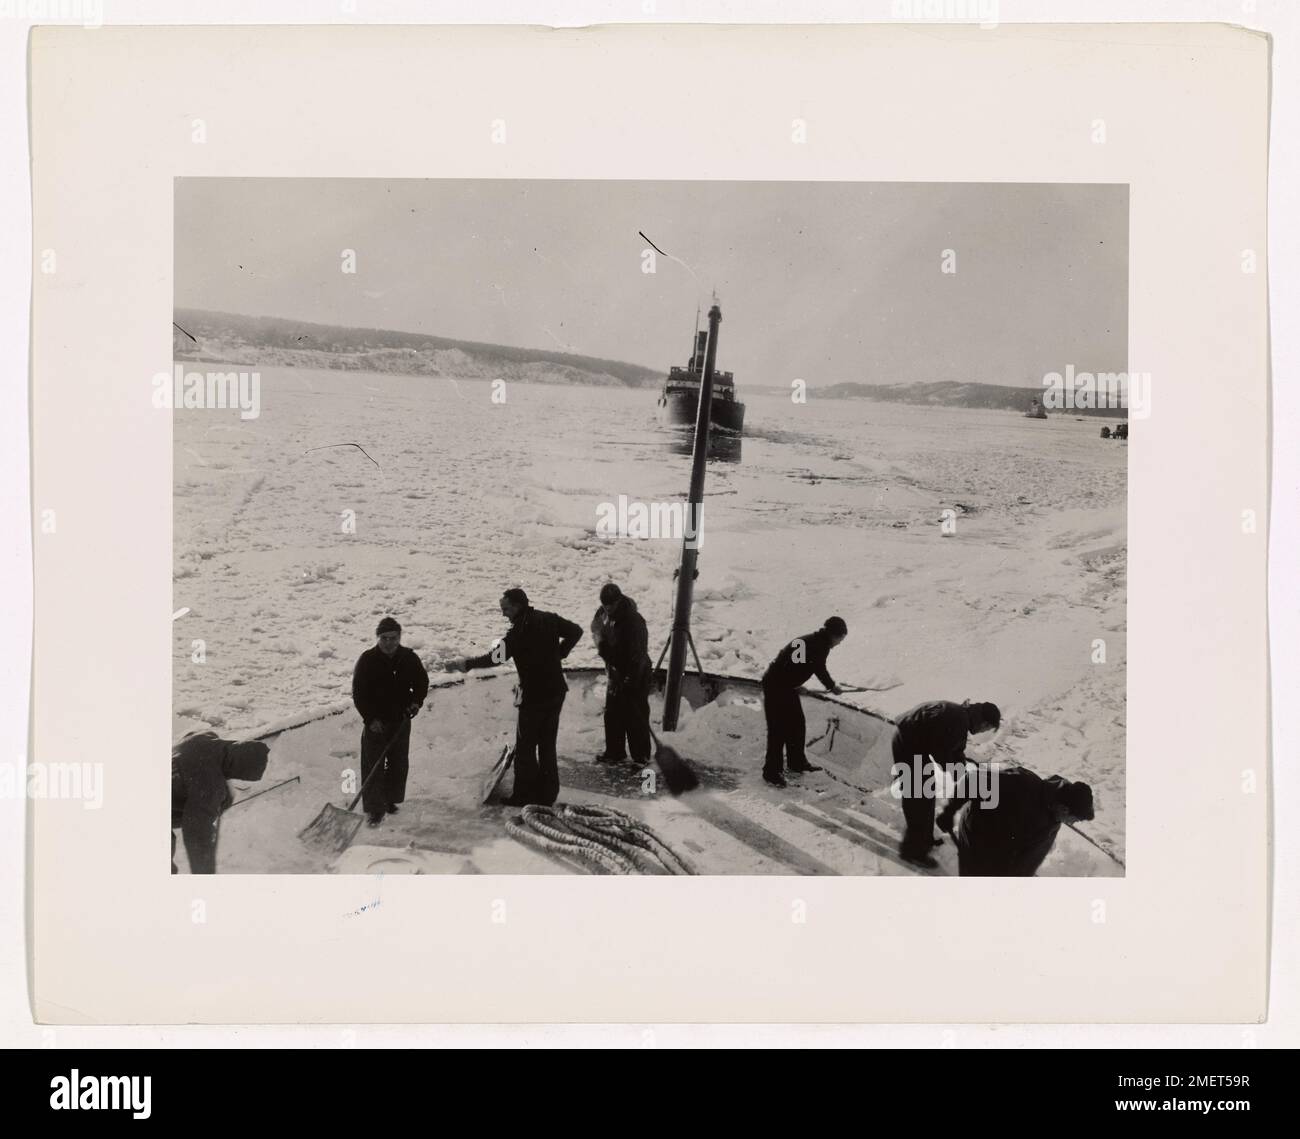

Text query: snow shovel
(298, 718), (409, 855)
(480, 743), (515, 805)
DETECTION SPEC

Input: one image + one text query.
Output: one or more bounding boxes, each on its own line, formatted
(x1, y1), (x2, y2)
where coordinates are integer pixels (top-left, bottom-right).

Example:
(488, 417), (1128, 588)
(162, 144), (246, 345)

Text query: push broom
(647, 726), (700, 795)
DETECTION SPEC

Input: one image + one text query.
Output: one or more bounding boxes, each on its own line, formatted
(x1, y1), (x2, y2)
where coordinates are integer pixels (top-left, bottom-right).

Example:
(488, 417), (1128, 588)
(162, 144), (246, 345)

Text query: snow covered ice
(173, 367), (1126, 871)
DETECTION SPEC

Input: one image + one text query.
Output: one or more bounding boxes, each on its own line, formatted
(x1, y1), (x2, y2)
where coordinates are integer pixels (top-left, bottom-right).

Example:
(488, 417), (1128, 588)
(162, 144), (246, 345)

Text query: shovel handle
(347, 716), (411, 812)
(228, 775), (300, 809)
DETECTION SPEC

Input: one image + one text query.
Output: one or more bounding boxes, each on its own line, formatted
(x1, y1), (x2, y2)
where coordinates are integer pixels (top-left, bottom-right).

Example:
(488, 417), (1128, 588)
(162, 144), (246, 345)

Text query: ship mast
(661, 301), (722, 731)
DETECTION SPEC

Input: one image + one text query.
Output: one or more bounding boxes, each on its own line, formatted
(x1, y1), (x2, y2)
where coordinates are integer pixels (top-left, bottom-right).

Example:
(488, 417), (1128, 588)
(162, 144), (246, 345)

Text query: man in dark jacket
(890, 699), (1000, 868)
(452, 589), (583, 806)
(590, 582), (652, 766)
(352, 616), (430, 827)
(946, 765), (1094, 876)
(171, 731), (270, 873)
(761, 617), (847, 788)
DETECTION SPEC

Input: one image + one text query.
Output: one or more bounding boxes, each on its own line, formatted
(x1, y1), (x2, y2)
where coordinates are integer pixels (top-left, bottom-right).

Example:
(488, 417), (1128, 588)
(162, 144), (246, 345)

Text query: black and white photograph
(170, 178), (1129, 877)
(13, 6), (1281, 1049)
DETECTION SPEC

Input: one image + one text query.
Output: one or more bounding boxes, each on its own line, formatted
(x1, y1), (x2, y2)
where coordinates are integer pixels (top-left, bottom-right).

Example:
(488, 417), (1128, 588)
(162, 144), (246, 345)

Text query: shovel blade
(481, 744), (515, 805)
(298, 803), (365, 854)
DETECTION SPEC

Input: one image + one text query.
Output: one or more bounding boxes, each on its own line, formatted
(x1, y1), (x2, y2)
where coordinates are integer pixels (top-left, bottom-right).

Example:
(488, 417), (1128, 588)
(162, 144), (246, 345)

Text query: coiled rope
(505, 804), (696, 876)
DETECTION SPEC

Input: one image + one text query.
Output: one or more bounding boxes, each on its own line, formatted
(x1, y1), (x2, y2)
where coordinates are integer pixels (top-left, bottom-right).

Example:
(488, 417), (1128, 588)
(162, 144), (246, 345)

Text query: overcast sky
(176, 178), (1127, 389)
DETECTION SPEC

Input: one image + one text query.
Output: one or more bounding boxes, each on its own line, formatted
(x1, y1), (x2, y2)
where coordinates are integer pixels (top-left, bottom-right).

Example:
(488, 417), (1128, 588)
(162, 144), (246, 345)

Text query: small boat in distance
(1024, 398), (1049, 419)
(657, 323), (745, 435)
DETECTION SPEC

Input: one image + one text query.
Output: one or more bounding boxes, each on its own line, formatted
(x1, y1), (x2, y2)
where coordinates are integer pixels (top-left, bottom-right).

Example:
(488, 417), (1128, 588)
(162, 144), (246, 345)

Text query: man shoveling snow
(890, 699), (1000, 868)
(171, 732), (270, 873)
(760, 617), (847, 788)
(938, 765), (1095, 876)
(351, 616), (429, 828)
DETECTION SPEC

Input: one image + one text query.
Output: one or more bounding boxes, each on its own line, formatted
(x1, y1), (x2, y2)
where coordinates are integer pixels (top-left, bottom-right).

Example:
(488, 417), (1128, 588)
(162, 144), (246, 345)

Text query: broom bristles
(653, 740), (700, 795)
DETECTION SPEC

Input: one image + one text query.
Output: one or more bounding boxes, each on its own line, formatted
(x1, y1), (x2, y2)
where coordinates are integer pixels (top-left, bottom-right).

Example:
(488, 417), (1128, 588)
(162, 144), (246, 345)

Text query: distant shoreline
(814, 380), (1129, 418)
(173, 308), (664, 389)
(173, 309), (1127, 416)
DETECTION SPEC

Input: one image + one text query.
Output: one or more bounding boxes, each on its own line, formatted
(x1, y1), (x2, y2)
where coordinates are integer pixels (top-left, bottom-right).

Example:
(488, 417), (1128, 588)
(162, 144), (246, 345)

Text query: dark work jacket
(893, 700), (972, 762)
(957, 766), (1070, 876)
(171, 732), (270, 874)
(352, 645), (430, 725)
(763, 629), (836, 691)
(590, 596), (651, 692)
(467, 607), (582, 706)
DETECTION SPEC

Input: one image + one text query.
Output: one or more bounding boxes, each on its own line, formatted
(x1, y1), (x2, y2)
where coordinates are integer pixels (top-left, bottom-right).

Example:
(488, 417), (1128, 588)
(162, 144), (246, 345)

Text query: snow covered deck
(174, 670), (1121, 877)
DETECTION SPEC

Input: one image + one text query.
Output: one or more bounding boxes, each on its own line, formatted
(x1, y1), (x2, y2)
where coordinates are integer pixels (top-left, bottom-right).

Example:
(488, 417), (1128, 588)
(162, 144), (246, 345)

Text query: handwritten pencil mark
(303, 443), (381, 469)
(639, 230), (667, 257)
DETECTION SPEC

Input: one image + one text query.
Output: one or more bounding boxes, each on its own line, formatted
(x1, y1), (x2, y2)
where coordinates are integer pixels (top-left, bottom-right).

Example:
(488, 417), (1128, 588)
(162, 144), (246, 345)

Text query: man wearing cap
(942, 765), (1095, 876)
(590, 583), (653, 767)
(449, 589), (583, 807)
(171, 731), (270, 873)
(760, 617), (848, 788)
(352, 616), (430, 827)
(890, 699), (1001, 868)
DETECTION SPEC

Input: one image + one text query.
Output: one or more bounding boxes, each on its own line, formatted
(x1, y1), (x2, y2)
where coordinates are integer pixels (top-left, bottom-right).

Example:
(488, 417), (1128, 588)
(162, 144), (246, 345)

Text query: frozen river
(173, 367), (1127, 857)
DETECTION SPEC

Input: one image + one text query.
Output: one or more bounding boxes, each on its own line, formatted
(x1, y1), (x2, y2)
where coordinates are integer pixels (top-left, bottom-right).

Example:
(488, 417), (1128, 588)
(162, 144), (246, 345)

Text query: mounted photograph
(170, 177), (1129, 877)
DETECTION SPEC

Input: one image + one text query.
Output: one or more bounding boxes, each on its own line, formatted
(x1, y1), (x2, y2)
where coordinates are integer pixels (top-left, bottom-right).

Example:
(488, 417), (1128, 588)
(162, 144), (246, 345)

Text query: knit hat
(1061, 780), (1095, 821)
(376, 616), (401, 635)
(223, 740), (270, 781)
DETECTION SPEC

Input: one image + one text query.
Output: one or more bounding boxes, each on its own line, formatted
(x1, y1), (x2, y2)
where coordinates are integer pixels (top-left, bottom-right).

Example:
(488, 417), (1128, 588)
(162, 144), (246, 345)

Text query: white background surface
(2, 0), (1294, 1047)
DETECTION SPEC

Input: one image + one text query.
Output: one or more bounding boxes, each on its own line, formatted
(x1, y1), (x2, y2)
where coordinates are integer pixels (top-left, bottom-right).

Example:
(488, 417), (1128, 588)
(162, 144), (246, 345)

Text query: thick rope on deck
(505, 804), (696, 875)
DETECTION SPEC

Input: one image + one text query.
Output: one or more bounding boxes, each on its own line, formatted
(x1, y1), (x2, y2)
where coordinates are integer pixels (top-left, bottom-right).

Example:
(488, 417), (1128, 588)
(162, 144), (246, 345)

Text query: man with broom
(448, 589), (583, 807)
(590, 582), (653, 769)
(352, 616), (430, 828)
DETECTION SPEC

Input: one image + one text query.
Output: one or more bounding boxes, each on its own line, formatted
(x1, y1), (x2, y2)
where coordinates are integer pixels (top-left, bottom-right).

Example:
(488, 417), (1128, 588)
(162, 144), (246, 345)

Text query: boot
(900, 847), (938, 869)
(500, 793), (534, 807)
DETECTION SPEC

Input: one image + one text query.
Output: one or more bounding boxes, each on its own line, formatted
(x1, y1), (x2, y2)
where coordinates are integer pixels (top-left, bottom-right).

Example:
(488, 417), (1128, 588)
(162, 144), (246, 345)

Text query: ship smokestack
(692, 330), (708, 372)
